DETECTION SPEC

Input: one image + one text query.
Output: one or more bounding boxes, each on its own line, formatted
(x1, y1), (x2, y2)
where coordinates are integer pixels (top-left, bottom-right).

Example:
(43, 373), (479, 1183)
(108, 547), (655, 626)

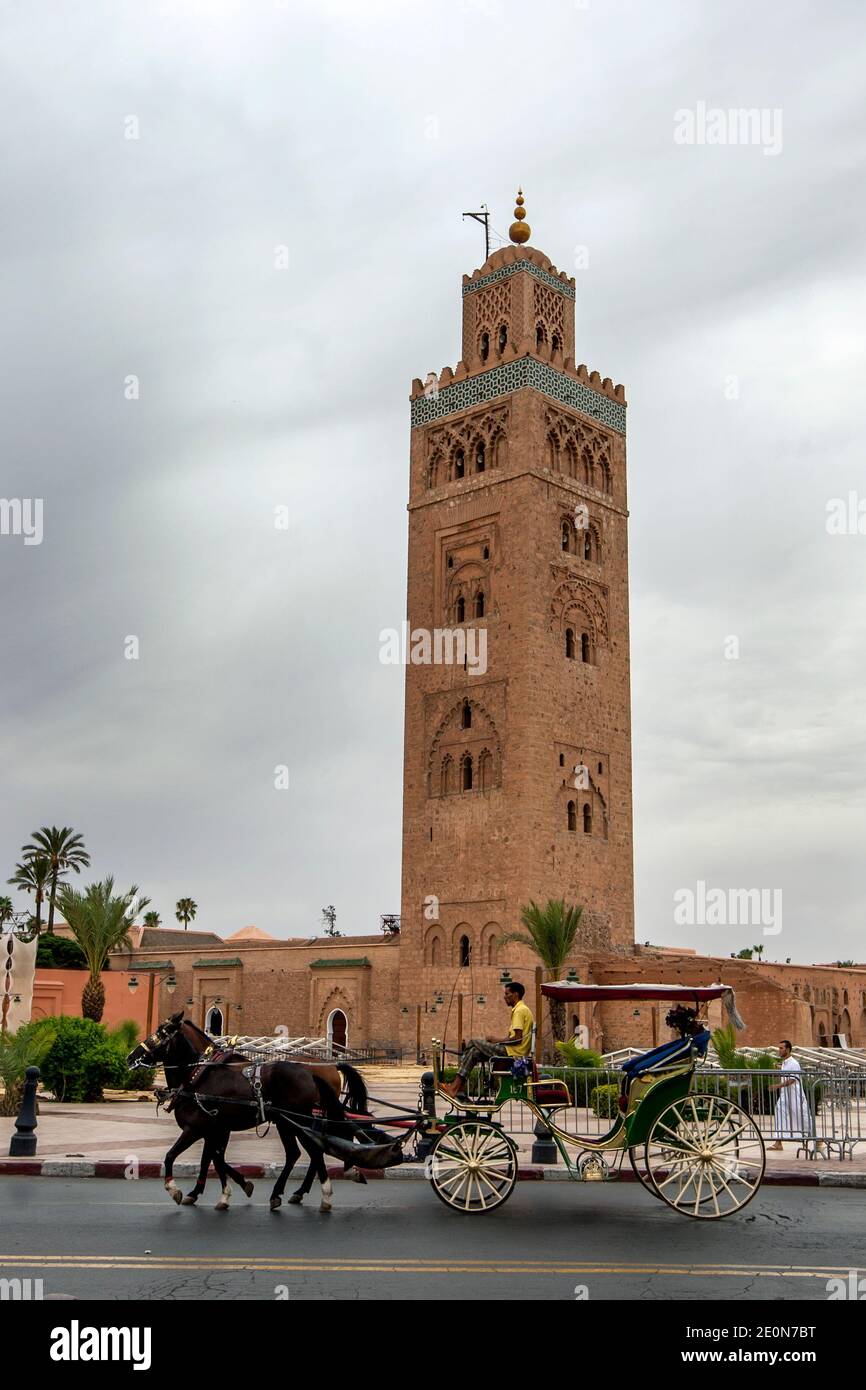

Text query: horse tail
(336, 1062), (368, 1115)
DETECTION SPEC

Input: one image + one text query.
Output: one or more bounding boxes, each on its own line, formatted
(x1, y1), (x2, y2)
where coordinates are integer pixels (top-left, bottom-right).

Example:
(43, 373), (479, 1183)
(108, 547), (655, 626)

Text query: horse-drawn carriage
(130, 982), (765, 1220)
(424, 982), (766, 1219)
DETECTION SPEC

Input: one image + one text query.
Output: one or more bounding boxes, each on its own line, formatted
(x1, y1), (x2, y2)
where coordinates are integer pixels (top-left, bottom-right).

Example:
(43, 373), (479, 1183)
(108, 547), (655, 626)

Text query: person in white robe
(769, 1041), (822, 1149)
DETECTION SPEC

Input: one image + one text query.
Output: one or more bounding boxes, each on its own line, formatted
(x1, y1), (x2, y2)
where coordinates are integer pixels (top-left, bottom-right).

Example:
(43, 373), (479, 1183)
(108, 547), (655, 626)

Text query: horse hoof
(243, 1180), (255, 1198)
(269, 1196), (282, 1211)
(288, 1193), (303, 1205)
(215, 1198), (230, 1211)
(181, 1194), (198, 1206)
(168, 1187), (183, 1206)
(319, 1202), (333, 1213)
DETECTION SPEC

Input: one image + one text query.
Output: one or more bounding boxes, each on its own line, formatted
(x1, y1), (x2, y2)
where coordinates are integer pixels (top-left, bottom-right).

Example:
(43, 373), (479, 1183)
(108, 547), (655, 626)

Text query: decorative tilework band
(462, 260), (576, 301)
(411, 357), (626, 435)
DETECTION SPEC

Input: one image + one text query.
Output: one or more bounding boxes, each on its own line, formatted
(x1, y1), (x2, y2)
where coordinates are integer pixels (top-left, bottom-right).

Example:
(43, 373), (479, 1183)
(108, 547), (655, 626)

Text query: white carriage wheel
(644, 1094), (765, 1220)
(429, 1121), (518, 1213)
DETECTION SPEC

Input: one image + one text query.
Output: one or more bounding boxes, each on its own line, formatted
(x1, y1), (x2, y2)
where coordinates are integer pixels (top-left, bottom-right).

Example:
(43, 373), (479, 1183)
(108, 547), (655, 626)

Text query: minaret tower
(398, 193), (633, 1048)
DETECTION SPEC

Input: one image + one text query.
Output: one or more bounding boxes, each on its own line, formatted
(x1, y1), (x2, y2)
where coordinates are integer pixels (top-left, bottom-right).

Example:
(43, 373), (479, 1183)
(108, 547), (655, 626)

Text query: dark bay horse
(128, 1012), (355, 1212)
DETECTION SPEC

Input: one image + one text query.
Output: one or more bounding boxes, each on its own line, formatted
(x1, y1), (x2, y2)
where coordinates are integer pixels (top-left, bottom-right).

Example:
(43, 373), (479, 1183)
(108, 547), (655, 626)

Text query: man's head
(504, 981), (525, 1007)
(779, 1039), (793, 1058)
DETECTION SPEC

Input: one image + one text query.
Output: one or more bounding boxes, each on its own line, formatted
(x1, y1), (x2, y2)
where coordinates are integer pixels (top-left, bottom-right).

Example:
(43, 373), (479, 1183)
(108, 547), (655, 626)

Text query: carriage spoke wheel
(429, 1122), (517, 1213)
(644, 1095), (765, 1220)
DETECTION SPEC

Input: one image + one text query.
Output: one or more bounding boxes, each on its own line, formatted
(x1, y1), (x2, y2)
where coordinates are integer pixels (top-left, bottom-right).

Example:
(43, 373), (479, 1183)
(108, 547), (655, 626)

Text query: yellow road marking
(0, 1256), (851, 1279)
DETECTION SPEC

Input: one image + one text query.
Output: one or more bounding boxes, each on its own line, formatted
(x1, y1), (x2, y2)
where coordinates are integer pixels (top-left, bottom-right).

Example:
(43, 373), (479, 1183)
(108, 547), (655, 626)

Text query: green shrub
(20, 1015), (128, 1102)
(589, 1083), (619, 1119)
(108, 1020), (155, 1089)
(36, 936), (87, 971)
(554, 1042), (604, 1105)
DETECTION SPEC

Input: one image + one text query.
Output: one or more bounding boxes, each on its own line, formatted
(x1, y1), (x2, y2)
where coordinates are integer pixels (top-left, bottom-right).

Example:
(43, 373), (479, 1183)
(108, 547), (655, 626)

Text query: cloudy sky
(1, 0), (864, 963)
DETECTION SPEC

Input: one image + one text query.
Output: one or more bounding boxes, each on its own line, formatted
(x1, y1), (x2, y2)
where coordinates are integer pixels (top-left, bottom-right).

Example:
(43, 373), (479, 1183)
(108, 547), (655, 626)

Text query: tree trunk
(46, 868), (58, 934)
(0, 1082), (23, 1116)
(82, 976), (105, 1023)
(548, 997), (566, 1051)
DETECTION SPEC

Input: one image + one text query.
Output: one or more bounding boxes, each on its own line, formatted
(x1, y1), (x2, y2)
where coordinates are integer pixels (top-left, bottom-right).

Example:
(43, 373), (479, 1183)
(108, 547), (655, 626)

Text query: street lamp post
(127, 969), (177, 1035)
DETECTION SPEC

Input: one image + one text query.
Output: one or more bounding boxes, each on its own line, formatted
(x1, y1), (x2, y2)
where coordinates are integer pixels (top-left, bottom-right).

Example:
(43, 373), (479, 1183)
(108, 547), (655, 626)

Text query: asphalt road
(1, 1177), (864, 1302)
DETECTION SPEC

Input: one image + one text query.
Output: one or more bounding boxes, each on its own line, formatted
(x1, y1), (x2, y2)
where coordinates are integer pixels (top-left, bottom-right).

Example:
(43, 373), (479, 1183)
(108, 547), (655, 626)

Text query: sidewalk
(2, 1068), (864, 1186)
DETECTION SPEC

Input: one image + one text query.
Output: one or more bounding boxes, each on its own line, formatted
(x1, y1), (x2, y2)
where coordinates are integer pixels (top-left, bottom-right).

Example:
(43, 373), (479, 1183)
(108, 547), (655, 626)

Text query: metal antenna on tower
(462, 204), (490, 261)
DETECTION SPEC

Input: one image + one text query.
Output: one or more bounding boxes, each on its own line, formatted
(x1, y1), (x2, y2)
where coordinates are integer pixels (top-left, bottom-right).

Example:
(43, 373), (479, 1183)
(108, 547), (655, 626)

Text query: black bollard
(530, 1115), (558, 1165)
(415, 1070), (438, 1161)
(9, 1065), (40, 1157)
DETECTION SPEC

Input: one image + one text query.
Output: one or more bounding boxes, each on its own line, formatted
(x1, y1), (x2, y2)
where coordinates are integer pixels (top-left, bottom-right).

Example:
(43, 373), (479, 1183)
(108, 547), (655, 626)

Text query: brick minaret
(398, 194), (634, 1052)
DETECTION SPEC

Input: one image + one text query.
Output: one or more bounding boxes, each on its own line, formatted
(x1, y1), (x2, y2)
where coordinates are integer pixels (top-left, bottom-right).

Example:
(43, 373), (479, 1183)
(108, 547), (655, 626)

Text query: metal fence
(494, 1065), (866, 1158)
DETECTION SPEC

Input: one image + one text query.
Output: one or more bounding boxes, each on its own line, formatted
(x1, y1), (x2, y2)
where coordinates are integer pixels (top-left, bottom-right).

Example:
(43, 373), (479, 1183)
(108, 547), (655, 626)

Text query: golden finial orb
(508, 187), (531, 245)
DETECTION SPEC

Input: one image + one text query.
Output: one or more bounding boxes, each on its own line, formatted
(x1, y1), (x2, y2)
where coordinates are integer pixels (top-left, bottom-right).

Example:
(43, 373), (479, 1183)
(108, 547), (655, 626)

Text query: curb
(0, 1160), (859, 1186)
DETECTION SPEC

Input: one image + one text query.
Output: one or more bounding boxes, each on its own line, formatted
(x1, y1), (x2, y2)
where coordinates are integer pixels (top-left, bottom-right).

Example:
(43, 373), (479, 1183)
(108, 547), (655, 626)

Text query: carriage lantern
(566, 968), (580, 983)
(127, 975), (139, 994)
(499, 970), (511, 985)
(476, 995), (486, 1007)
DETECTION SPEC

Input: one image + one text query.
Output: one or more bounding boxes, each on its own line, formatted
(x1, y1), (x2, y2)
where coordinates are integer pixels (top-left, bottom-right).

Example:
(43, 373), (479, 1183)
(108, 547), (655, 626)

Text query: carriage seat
(490, 1054), (537, 1079)
(621, 1028), (711, 1081)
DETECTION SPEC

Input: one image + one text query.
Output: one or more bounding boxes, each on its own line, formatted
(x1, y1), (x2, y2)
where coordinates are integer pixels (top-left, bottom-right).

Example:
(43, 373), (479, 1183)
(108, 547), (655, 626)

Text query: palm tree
(0, 897), (13, 928)
(22, 826), (90, 934)
(142, 911), (161, 929)
(499, 898), (584, 1047)
(8, 857), (51, 931)
(58, 878), (149, 1022)
(175, 898), (197, 931)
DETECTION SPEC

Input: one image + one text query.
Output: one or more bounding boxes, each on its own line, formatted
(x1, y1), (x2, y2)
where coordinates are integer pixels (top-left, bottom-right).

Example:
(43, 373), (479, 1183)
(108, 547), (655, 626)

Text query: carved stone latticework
(427, 696), (502, 798)
(425, 404), (509, 489)
(549, 565), (610, 648)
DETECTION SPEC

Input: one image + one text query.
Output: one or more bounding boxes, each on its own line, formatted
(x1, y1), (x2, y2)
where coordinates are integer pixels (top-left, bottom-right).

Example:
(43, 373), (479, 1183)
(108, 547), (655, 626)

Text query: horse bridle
(129, 1019), (181, 1068)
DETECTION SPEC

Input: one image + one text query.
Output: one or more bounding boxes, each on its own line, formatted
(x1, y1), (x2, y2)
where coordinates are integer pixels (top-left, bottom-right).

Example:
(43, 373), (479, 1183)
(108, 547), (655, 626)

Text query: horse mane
(181, 1018), (213, 1051)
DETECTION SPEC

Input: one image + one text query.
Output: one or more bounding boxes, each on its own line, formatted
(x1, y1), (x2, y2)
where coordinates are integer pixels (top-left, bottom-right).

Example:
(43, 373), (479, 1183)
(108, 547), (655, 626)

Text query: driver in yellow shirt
(440, 982), (533, 1099)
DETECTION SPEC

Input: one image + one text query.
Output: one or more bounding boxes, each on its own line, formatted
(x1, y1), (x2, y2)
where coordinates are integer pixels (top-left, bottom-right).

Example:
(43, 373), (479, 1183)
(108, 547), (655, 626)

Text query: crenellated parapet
(411, 242), (625, 434)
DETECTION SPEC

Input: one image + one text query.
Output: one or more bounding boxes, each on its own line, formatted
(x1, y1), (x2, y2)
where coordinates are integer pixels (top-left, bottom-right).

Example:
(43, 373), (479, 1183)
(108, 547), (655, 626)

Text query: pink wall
(32, 969), (150, 1035)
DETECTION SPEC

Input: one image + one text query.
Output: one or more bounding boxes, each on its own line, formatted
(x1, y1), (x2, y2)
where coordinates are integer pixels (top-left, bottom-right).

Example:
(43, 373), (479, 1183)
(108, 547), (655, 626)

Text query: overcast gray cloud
(1, 0), (864, 962)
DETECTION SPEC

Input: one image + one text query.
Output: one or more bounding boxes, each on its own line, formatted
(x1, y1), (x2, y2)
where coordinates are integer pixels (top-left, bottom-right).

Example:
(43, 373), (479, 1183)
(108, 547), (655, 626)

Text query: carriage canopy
(540, 981), (734, 1003)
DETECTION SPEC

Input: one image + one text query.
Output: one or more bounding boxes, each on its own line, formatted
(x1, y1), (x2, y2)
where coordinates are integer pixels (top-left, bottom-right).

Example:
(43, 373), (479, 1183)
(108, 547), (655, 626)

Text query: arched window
(482, 545), (489, 559)
(456, 595), (465, 623)
(460, 934), (471, 967)
(567, 800), (577, 832)
(480, 331), (490, 362)
(581, 632), (591, 663)
(564, 442), (577, 478)
(440, 756), (453, 796)
(461, 753), (473, 790)
(475, 441), (485, 472)
(498, 324), (507, 353)
(474, 591), (485, 618)
(583, 530), (592, 561)
(565, 628), (575, 660)
(583, 803), (592, 833)
(478, 749), (492, 791)
(536, 323), (546, 350)
(547, 435), (559, 472)
(461, 700), (472, 729)
(454, 448), (465, 480)
(582, 449), (593, 485)
(561, 521), (571, 552)
(431, 935), (441, 966)
(551, 334), (561, 355)
(486, 935), (497, 966)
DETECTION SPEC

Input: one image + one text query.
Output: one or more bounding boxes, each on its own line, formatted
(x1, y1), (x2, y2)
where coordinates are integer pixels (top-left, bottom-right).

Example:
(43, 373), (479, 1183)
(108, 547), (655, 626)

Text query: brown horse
(128, 1012), (353, 1212)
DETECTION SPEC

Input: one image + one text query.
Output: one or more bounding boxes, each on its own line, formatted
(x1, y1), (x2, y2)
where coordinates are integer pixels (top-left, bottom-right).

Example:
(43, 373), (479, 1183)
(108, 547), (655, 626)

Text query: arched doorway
(327, 1008), (348, 1052)
(205, 1004), (224, 1036)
